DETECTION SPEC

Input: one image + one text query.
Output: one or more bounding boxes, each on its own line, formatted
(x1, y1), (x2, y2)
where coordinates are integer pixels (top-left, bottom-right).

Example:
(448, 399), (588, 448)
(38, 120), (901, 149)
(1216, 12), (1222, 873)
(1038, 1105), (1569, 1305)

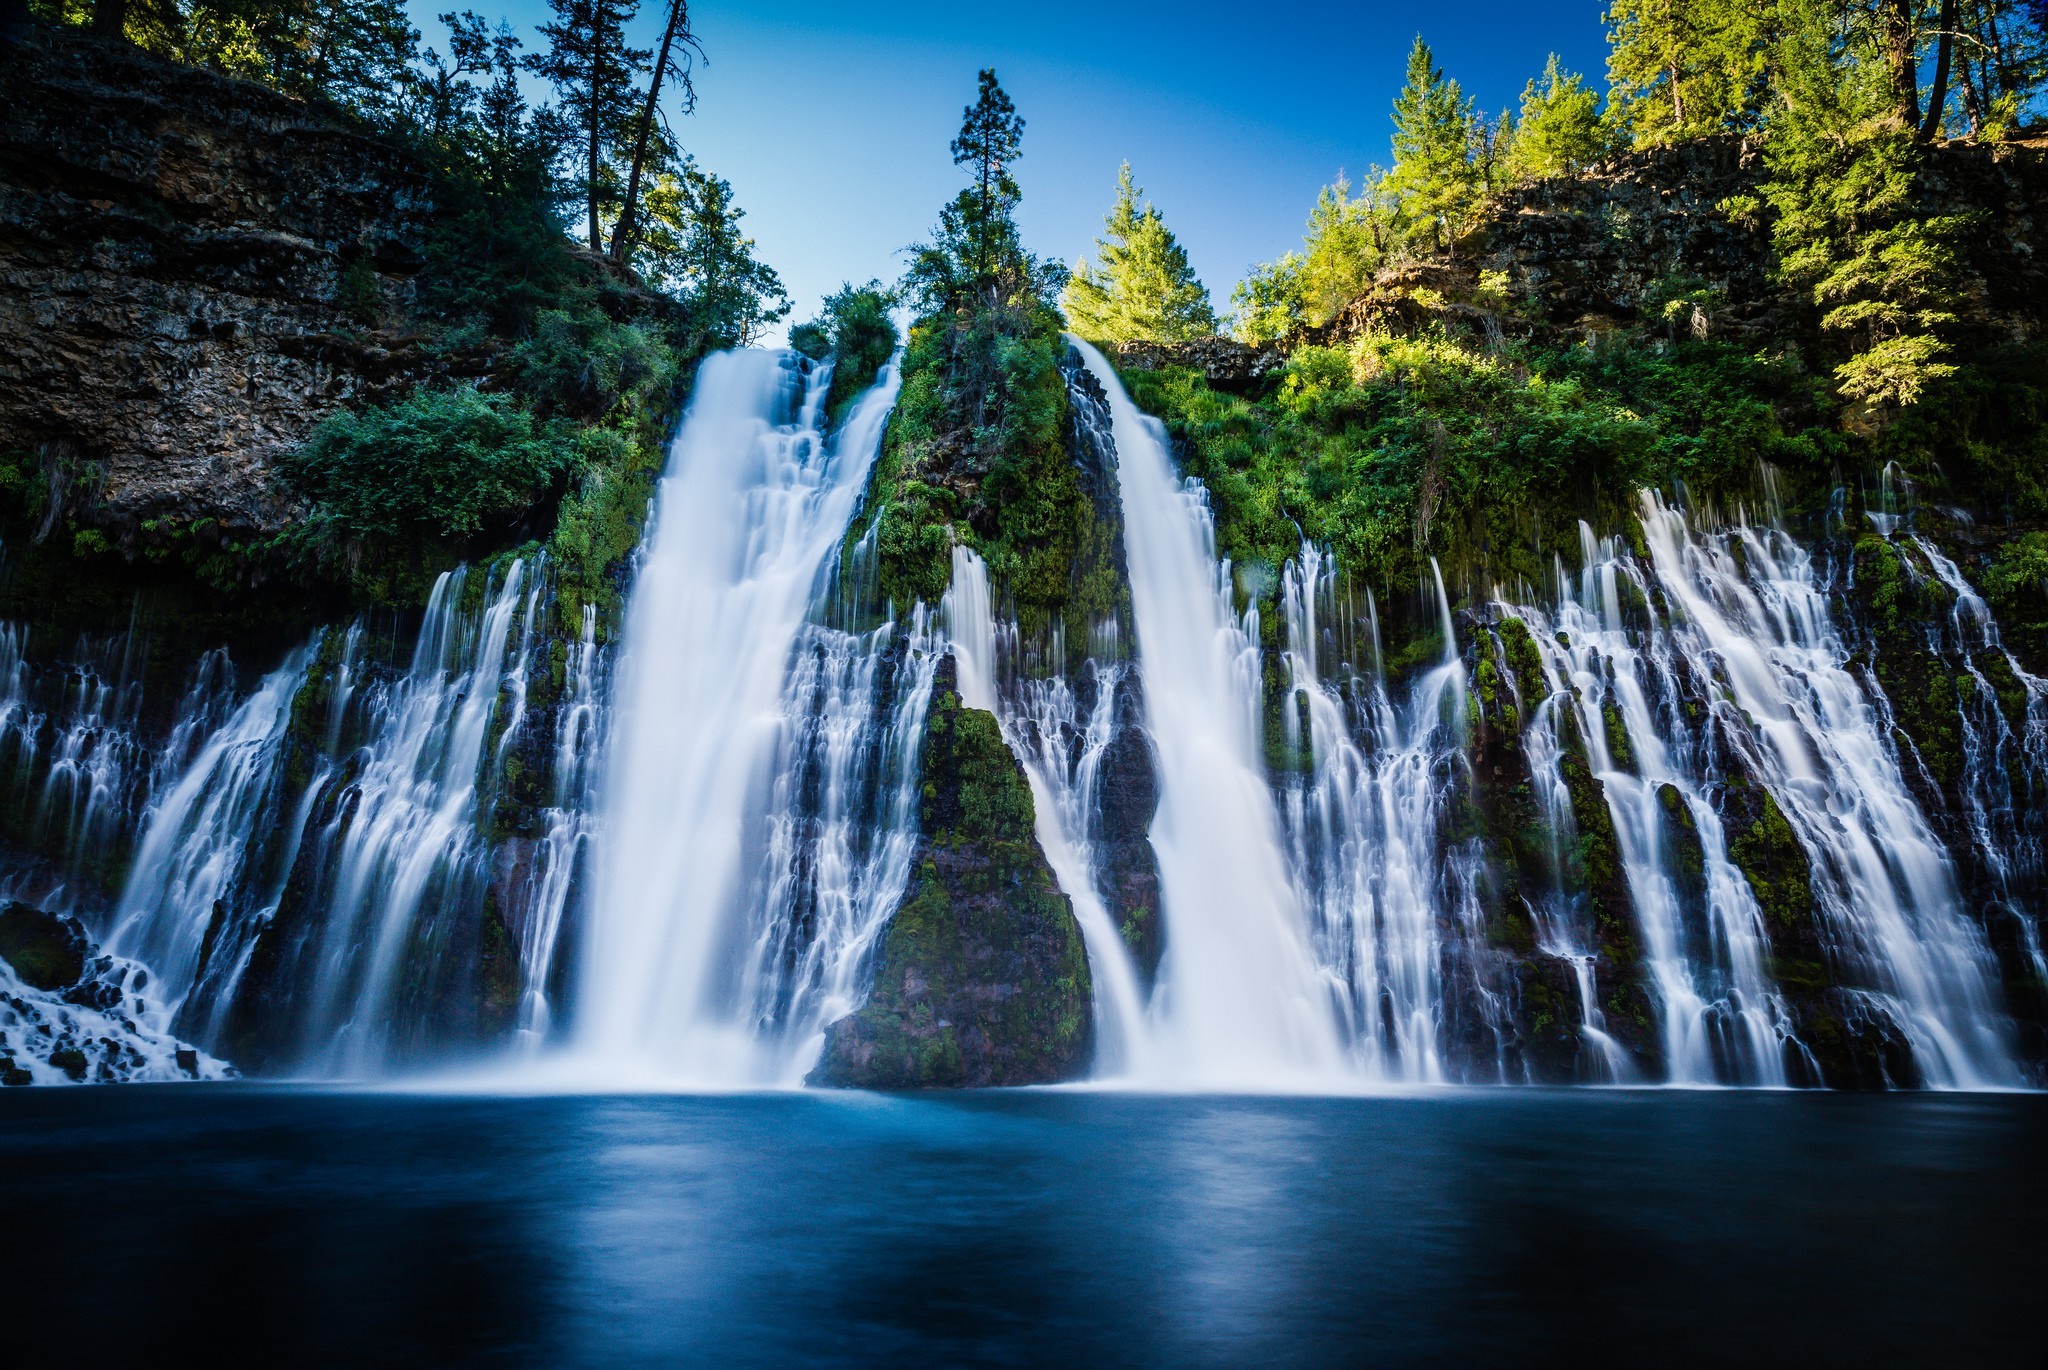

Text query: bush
(281, 387), (587, 552)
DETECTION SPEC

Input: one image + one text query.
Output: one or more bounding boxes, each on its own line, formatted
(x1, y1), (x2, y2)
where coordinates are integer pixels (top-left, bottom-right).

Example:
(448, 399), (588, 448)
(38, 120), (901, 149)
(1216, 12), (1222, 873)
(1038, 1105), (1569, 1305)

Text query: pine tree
(527, 0), (650, 248)
(1384, 37), (1478, 252)
(1060, 163), (1217, 344)
(1764, 0), (1969, 408)
(609, 0), (703, 264)
(1508, 53), (1609, 180)
(1604, 0), (1771, 145)
(636, 163), (789, 345)
(950, 68), (1025, 283)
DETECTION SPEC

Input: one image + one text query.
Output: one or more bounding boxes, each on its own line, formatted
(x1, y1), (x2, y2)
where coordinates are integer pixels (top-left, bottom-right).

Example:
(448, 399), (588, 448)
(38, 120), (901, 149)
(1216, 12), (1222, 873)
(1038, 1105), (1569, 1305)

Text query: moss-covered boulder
(811, 656), (1094, 1087)
(0, 903), (87, 991)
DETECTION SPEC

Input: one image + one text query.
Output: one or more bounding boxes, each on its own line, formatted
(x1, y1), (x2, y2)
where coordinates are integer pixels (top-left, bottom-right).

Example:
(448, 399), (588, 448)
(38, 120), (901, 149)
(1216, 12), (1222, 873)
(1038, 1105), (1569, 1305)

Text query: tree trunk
(610, 0), (687, 264)
(1884, 0), (1922, 126)
(1921, 0), (1957, 139)
(588, 115), (603, 250)
(91, 0), (127, 41)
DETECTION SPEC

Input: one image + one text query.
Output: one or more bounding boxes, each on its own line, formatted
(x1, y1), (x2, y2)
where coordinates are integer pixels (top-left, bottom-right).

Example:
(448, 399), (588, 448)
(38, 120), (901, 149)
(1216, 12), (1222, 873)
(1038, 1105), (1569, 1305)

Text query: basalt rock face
(1112, 337), (1286, 393)
(0, 30), (437, 545)
(811, 655), (1094, 1088)
(1315, 134), (2048, 349)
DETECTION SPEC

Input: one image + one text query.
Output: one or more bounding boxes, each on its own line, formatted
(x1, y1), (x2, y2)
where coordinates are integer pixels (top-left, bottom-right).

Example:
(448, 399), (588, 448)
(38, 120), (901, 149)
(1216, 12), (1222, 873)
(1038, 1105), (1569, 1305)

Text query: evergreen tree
(951, 68), (1025, 284)
(609, 0), (703, 264)
(1060, 163), (1217, 343)
(1384, 37), (1479, 252)
(1230, 253), (1308, 346)
(1604, 0), (1771, 145)
(527, 0), (650, 248)
(1508, 53), (1610, 180)
(636, 162), (789, 346)
(1764, 0), (1970, 408)
(904, 68), (1062, 315)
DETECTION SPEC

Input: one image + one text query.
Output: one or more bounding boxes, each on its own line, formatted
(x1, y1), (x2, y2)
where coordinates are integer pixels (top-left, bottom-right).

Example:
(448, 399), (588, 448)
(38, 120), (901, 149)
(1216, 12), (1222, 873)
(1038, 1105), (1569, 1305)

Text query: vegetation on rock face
(790, 281), (901, 426)
(1122, 331), (1832, 647)
(18, 1), (788, 617)
(848, 69), (1123, 653)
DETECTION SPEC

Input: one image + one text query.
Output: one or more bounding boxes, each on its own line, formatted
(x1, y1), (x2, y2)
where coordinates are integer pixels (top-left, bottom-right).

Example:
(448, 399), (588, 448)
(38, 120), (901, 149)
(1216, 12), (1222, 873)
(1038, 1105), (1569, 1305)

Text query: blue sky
(411, 1), (1613, 335)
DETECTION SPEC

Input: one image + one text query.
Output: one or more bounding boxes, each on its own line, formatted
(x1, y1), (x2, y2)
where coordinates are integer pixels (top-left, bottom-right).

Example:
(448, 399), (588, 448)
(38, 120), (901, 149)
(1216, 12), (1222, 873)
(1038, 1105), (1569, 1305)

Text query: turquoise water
(2, 1088), (2042, 1365)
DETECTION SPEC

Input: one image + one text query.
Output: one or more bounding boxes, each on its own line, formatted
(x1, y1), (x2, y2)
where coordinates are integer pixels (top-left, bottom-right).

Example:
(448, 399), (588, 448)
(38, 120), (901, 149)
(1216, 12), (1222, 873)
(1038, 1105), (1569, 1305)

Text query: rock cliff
(0, 31), (449, 545)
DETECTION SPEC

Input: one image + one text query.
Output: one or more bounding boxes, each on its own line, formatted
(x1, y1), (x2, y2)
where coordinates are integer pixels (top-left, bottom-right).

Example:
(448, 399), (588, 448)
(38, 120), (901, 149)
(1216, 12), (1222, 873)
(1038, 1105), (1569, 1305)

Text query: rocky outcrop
(1315, 134), (2048, 350)
(0, 30), (438, 544)
(811, 656), (1094, 1088)
(1112, 336), (1286, 392)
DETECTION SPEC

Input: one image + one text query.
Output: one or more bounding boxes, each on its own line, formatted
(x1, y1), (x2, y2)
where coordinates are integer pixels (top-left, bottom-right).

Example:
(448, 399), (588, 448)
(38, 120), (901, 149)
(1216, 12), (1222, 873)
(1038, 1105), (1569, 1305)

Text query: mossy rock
(811, 656), (1094, 1087)
(0, 903), (87, 991)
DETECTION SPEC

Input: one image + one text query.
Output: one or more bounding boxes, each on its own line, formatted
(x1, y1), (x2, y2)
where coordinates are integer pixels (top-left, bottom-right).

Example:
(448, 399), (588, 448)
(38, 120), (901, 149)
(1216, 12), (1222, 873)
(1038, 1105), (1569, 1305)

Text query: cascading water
(290, 562), (536, 1072)
(1502, 523), (1798, 1084)
(106, 646), (315, 1037)
(1070, 339), (1344, 1083)
(1275, 547), (1469, 1082)
(943, 545), (1151, 1075)
(578, 349), (925, 1083)
(1511, 491), (2018, 1086)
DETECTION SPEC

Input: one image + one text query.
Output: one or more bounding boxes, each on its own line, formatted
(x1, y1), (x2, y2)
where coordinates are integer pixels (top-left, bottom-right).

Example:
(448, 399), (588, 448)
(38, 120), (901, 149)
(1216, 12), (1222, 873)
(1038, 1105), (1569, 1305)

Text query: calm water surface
(2, 1087), (2041, 1365)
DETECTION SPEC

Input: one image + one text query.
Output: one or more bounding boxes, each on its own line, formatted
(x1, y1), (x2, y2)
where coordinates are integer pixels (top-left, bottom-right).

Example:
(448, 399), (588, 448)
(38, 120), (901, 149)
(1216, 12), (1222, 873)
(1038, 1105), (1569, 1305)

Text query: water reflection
(0, 1090), (2041, 1365)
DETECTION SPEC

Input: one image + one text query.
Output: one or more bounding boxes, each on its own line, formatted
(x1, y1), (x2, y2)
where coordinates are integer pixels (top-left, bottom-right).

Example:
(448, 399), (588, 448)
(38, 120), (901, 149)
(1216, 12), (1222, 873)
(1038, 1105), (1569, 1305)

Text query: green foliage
(1061, 163), (1217, 344)
(1603, 0), (1774, 145)
(792, 281), (900, 423)
(510, 306), (680, 421)
(279, 386), (586, 562)
(1385, 36), (1480, 253)
(1509, 53), (1612, 180)
(903, 69), (1067, 317)
(632, 162), (791, 347)
(1763, 11), (1970, 410)
(1122, 330), (1831, 616)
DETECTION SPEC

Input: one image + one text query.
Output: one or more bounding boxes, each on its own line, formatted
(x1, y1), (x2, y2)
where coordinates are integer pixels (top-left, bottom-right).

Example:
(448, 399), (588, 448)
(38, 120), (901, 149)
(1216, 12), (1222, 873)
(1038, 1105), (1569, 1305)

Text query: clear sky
(410, 1), (1613, 337)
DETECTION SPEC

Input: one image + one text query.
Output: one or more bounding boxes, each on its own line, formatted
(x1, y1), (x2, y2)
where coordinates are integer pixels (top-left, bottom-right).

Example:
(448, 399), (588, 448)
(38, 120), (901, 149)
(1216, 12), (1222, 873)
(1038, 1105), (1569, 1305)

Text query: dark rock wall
(0, 30), (436, 544)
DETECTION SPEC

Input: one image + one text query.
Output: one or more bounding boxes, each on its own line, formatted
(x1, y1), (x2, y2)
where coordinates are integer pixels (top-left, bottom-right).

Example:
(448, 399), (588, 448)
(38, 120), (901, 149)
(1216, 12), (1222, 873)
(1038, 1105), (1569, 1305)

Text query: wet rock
(812, 656), (1094, 1088)
(0, 902), (87, 991)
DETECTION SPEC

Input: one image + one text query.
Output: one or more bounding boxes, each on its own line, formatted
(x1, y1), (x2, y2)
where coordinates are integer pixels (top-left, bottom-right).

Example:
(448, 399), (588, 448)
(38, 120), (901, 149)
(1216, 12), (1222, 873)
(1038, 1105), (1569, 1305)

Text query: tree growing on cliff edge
(527, 0), (650, 249)
(1508, 54), (1612, 180)
(1384, 37), (1479, 253)
(952, 68), (1025, 285)
(608, 0), (702, 266)
(1061, 163), (1217, 344)
(903, 69), (1064, 315)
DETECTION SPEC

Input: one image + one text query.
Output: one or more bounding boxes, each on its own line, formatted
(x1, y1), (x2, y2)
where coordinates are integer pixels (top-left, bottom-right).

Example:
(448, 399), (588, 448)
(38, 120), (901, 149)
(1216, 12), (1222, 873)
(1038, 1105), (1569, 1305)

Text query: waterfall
(943, 545), (1151, 1076)
(1275, 546), (1466, 1082)
(1501, 492), (2017, 1086)
(284, 562), (536, 1072)
(1070, 339), (1344, 1084)
(106, 646), (314, 1036)
(1503, 525), (1797, 1084)
(578, 348), (918, 1083)
(1891, 528), (2048, 1024)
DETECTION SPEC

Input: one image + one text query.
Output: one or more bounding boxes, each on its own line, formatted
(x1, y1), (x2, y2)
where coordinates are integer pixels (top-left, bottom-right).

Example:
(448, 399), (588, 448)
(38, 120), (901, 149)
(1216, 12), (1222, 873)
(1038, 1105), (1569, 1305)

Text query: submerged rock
(812, 656), (1094, 1088)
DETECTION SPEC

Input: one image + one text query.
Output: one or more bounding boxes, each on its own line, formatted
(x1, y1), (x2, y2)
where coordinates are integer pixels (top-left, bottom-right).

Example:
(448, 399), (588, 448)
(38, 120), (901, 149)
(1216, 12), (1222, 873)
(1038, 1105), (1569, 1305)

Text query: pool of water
(2, 1087), (2042, 1365)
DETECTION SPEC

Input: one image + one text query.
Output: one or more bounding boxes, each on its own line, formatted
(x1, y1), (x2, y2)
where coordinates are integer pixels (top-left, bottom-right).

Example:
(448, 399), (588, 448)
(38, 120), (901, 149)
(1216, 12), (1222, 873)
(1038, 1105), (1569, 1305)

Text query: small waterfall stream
(943, 545), (1152, 1076)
